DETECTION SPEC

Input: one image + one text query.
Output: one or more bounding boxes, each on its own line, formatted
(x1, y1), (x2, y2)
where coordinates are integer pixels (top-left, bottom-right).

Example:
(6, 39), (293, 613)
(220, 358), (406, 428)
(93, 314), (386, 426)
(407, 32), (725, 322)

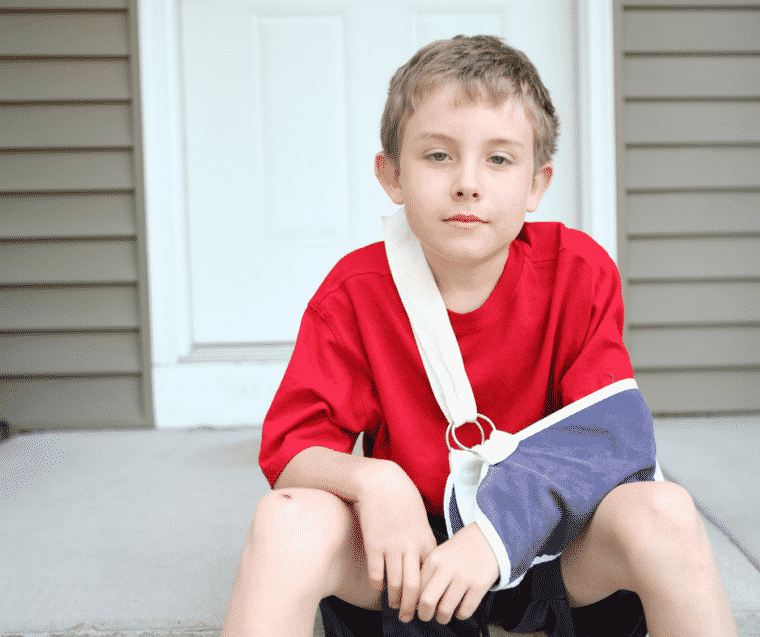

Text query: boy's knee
(611, 482), (701, 559)
(645, 482), (699, 532)
(633, 482), (696, 532)
(250, 487), (352, 554)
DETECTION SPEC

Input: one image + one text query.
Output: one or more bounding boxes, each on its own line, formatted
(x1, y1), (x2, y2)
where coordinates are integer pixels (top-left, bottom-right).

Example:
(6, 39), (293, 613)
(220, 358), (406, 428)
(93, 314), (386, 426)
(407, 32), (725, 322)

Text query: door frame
(134, 0), (618, 427)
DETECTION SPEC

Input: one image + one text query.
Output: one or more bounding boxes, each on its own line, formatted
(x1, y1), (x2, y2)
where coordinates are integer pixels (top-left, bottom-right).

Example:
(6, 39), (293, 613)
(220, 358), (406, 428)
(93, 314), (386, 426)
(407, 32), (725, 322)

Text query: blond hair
(380, 35), (559, 172)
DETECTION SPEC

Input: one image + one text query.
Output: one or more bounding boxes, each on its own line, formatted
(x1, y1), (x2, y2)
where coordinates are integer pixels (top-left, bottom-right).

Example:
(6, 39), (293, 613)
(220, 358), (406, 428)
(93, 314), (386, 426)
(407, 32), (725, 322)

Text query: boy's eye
(424, 152), (511, 165)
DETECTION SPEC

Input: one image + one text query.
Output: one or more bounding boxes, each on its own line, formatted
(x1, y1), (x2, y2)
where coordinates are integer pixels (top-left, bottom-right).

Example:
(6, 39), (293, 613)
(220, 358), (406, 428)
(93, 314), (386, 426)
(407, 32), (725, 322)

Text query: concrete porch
(1, 417), (759, 637)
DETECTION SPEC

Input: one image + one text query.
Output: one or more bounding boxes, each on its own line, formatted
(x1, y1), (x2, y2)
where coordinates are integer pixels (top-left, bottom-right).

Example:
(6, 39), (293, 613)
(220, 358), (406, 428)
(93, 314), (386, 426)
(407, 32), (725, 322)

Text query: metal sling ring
(446, 413), (496, 452)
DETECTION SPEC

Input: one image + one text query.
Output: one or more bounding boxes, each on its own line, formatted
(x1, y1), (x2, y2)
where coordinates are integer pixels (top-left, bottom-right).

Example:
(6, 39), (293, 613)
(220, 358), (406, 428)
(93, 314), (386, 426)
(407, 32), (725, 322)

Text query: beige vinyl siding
(615, 2), (760, 415)
(0, 0), (153, 432)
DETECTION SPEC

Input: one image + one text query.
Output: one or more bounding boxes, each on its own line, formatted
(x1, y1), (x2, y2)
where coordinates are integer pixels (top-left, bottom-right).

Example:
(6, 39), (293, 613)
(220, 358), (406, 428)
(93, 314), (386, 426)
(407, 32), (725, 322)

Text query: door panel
(179, 0), (577, 345)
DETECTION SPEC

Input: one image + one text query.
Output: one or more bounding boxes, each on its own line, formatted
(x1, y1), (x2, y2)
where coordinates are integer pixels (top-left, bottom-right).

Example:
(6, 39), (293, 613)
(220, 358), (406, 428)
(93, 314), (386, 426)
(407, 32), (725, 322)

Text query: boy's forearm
(273, 445), (399, 503)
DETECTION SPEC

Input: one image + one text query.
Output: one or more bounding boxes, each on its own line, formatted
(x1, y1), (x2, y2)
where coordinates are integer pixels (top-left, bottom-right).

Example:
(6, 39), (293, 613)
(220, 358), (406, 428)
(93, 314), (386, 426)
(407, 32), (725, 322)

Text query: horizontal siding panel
(0, 332), (140, 374)
(0, 104), (132, 148)
(636, 369), (760, 415)
(624, 57), (760, 98)
(0, 1), (126, 7)
(625, 147), (759, 190)
(0, 151), (133, 191)
(0, 194), (135, 238)
(627, 281), (760, 325)
(624, 10), (760, 53)
(625, 102), (759, 144)
(627, 237), (759, 280)
(0, 286), (138, 329)
(626, 192), (760, 235)
(0, 12), (127, 56)
(0, 60), (130, 101)
(629, 326), (760, 368)
(0, 240), (137, 284)
(0, 375), (145, 429)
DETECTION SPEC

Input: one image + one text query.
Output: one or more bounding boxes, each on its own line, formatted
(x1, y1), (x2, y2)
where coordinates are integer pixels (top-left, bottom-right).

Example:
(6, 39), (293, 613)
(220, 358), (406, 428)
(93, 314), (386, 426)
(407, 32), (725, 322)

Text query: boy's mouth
(445, 215), (486, 223)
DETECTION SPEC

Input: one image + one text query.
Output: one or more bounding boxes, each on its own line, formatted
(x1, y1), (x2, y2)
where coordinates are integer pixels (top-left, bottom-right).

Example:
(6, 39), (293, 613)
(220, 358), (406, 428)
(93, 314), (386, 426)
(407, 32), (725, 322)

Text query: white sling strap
(382, 207), (478, 430)
(383, 207), (512, 533)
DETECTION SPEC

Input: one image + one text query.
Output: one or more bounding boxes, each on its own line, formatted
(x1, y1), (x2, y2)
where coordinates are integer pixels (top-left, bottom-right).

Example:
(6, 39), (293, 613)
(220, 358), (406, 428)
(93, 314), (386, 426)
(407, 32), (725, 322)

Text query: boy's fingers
(455, 588), (482, 622)
(385, 552), (403, 609)
(366, 551), (385, 591)
(397, 553), (421, 621)
(417, 567), (444, 622)
(434, 580), (464, 625)
(419, 544), (440, 592)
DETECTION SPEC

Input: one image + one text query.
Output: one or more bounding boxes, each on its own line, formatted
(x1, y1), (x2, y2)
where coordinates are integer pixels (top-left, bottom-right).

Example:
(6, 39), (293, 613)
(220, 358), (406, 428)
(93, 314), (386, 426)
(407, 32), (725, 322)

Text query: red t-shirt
(259, 222), (634, 515)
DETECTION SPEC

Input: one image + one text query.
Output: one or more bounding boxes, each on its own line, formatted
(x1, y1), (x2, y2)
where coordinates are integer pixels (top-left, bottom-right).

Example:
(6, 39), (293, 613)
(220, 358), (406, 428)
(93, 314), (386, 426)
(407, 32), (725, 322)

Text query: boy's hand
(417, 522), (499, 624)
(353, 461), (437, 622)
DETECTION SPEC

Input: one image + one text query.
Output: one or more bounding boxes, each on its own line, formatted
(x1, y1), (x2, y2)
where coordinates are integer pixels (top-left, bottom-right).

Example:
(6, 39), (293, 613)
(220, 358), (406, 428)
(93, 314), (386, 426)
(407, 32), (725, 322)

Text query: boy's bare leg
(221, 487), (382, 637)
(561, 481), (738, 637)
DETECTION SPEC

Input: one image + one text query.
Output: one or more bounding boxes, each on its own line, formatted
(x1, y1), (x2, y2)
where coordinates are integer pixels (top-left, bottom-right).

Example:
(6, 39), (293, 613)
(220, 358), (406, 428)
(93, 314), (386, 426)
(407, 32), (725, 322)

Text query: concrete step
(1, 423), (759, 637)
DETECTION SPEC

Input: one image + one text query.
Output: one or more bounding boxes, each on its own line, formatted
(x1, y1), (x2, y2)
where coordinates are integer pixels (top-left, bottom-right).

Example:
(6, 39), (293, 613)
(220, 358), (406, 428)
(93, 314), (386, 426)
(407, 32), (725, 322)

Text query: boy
(221, 36), (737, 637)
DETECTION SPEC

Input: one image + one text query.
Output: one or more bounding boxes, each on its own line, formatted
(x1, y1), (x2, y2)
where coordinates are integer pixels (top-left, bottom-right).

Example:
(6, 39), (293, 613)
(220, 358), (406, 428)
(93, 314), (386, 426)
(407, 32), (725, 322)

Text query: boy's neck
(426, 249), (509, 314)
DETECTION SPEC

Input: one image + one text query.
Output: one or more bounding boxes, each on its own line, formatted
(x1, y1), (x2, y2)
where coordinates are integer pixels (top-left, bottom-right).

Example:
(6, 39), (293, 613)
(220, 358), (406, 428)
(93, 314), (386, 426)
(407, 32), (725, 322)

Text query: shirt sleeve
(558, 239), (635, 405)
(258, 303), (380, 489)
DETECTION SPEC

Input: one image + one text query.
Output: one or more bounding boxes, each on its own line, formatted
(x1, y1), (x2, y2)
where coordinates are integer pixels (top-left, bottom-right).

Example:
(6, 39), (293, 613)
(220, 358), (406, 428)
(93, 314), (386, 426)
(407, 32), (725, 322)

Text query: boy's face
(376, 84), (552, 279)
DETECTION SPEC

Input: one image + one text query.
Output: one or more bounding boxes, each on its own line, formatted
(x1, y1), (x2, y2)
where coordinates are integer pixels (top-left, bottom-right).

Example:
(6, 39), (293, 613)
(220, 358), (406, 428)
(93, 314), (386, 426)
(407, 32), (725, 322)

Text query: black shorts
(319, 514), (647, 637)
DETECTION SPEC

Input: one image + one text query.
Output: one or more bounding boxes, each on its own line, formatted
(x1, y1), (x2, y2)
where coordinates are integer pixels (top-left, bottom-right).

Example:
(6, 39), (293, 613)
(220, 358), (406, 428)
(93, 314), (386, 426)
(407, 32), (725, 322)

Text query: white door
(138, 0), (581, 427)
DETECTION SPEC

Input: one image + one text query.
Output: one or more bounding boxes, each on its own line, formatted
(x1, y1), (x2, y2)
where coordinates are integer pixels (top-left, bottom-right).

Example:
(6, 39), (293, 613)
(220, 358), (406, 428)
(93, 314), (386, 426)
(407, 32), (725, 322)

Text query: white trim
(577, 0), (618, 263)
(136, 0), (193, 365)
(178, 343), (295, 364)
(137, 0), (295, 427)
(151, 361), (287, 429)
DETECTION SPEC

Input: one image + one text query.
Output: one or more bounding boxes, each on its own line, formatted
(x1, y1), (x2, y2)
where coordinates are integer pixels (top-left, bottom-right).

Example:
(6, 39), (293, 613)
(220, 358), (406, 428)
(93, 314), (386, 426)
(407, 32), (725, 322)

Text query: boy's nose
(453, 160), (480, 199)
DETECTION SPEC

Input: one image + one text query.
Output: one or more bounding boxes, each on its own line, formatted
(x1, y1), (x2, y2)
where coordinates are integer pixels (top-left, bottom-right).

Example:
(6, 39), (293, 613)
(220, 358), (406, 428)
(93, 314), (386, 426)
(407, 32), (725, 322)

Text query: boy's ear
(526, 162), (553, 213)
(375, 151), (404, 205)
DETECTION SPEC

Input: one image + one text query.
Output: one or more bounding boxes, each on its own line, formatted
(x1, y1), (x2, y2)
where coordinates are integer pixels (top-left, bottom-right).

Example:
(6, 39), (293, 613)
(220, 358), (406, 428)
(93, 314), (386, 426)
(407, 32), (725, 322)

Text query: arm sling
(382, 207), (664, 591)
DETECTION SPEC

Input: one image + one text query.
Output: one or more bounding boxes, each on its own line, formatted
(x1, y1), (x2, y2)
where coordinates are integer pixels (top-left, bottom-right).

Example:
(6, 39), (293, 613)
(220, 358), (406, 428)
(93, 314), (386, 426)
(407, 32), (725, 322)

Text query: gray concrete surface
(1, 419), (759, 637)
(1, 428), (267, 635)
